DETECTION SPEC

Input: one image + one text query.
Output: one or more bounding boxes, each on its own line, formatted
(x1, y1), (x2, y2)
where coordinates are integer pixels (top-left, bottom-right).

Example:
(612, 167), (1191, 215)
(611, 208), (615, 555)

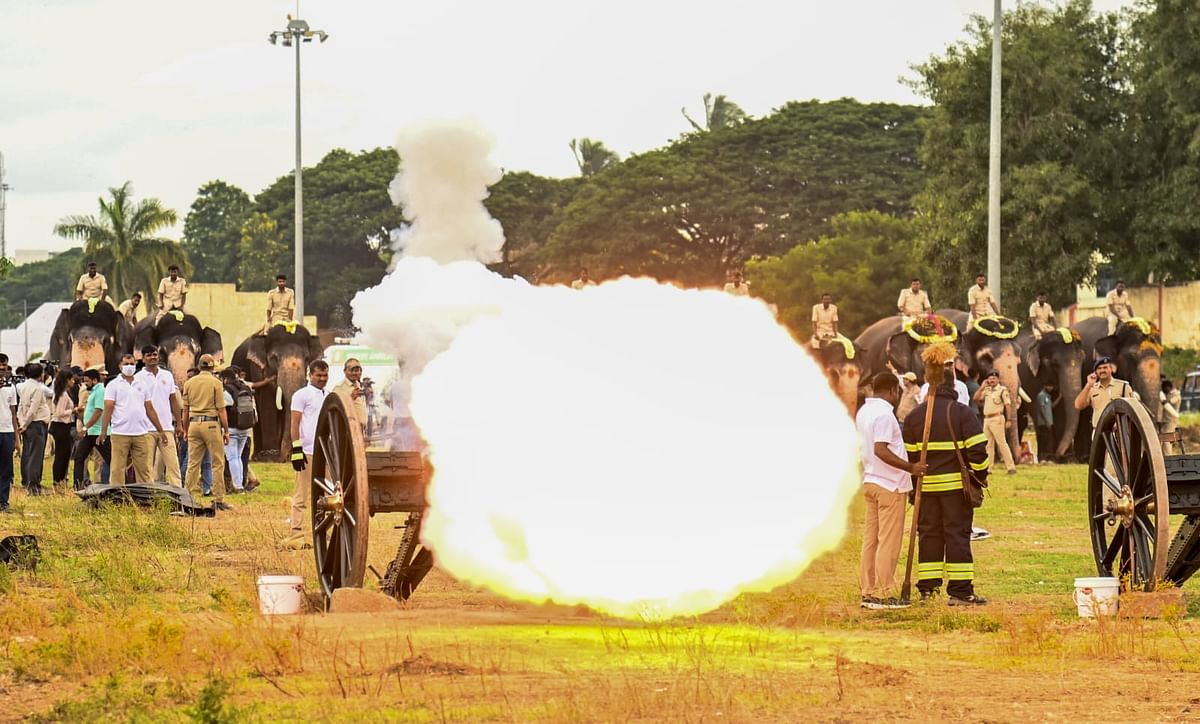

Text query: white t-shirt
(134, 367), (178, 427)
(104, 376), (153, 436)
(856, 397), (912, 493)
(0, 386), (16, 433)
(290, 384), (327, 455)
(917, 380), (970, 407)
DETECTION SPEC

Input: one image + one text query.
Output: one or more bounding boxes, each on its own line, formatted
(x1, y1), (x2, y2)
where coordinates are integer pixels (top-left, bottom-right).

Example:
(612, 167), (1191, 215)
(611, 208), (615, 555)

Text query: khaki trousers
(859, 483), (908, 598)
(109, 433), (155, 484)
(290, 454), (312, 530)
(1107, 314), (1128, 335)
(984, 416), (1016, 472)
(152, 433), (182, 486)
(185, 422), (226, 503)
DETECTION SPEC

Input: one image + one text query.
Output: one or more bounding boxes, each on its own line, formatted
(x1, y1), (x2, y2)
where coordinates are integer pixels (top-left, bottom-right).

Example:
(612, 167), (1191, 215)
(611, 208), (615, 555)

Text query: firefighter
(902, 342), (991, 605)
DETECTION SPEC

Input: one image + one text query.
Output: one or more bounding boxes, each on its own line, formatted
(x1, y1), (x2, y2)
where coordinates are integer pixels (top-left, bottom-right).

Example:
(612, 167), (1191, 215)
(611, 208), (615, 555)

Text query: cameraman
(16, 362), (53, 496)
(332, 358), (369, 430)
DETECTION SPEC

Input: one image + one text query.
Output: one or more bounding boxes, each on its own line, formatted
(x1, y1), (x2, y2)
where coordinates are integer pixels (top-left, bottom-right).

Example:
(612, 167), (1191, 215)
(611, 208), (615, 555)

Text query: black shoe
(213, 501), (234, 512)
(0, 505), (10, 513)
(860, 596), (879, 609)
(874, 597), (912, 610)
(918, 590), (938, 603)
(948, 594), (989, 606)
(202, 491), (212, 497)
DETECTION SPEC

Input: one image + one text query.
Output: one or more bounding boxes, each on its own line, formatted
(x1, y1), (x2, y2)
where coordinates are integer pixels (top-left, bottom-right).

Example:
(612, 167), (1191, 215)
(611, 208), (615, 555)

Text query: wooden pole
(901, 396), (937, 602)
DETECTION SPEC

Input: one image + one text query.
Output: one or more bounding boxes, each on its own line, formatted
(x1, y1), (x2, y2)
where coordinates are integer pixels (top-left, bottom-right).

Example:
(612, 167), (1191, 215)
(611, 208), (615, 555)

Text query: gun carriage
(308, 393), (432, 604)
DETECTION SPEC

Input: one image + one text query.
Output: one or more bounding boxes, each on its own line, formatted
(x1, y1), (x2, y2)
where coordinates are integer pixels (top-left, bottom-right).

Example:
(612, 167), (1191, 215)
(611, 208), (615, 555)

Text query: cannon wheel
(311, 393), (371, 600)
(1087, 398), (1170, 591)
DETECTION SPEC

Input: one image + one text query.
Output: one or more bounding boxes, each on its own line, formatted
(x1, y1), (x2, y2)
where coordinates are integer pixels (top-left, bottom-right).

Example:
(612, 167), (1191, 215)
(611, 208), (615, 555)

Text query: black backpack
(226, 381), (258, 430)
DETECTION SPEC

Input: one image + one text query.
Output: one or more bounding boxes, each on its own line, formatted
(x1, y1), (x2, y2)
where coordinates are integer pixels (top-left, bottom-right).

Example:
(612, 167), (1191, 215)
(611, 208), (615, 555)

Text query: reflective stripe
(922, 471), (963, 492)
(946, 563), (975, 581)
(904, 438), (982, 453)
(970, 460), (989, 472)
(963, 433), (987, 448)
(918, 562), (944, 581)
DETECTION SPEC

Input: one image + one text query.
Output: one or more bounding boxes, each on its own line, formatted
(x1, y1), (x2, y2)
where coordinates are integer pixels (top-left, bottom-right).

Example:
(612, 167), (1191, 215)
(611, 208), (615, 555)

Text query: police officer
(897, 278), (931, 325)
(182, 354), (230, 512)
(1028, 291), (1056, 341)
(972, 370), (1016, 475)
(1074, 356), (1134, 427)
(967, 273), (1000, 324)
(902, 342), (990, 605)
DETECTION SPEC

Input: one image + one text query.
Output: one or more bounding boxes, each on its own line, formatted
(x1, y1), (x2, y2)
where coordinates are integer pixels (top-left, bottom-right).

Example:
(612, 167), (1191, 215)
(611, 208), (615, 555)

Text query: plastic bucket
(1073, 576), (1119, 618)
(257, 575), (305, 615)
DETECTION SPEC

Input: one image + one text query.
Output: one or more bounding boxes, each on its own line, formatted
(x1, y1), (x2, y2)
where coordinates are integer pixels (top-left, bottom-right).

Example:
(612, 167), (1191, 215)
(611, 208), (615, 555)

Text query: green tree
(484, 171), (581, 280)
(568, 138), (620, 177)
(255, 148), (402, 322)
(747, 211), (920, 340)
(53, 182), (189, 306)
(911, 0), (1128, 309)
(542, 99), (928, 284)
(682, 92), (749, 132)
(0, 248), (82, 328)
(238, 212), (287, 291)
(182, 180), (254, 283)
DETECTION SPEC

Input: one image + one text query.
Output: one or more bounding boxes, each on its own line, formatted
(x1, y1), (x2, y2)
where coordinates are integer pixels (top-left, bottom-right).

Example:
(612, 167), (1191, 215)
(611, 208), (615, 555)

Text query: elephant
(1015, 327), (1085, 461)
(132, 312), (223, 390)
(1071, 316), (1163, 460)
(232, 323), (324, 461)
(47, 299), (135, 374)
(816, 336), (865, 414)
(855, 312), (963, 384)
(959, 314), (1024, 459)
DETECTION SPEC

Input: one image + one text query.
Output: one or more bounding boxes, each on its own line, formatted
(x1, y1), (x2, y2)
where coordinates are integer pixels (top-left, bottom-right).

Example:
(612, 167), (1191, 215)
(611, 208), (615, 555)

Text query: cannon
(1088, 398), (1200, 590)
(308, 393), (433, 602)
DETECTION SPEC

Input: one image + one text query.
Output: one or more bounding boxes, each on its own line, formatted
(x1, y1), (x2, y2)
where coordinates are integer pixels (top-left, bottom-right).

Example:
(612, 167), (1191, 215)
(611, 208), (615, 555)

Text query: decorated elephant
(854, 313), (961, 384)
(960, 315), (1025, 458)
(132, 311), (223, 389)
(47, 299), (135, 374)
(1016, 326), (1085, 461)
(1071, 316), (1163, 460)
(232, 322), (324, 461)
(816, 335), (865, 414)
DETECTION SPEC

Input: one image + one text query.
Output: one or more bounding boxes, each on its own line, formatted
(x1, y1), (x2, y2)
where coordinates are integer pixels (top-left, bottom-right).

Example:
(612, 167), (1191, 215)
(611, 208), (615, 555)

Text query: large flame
(353, 120), (861, 619)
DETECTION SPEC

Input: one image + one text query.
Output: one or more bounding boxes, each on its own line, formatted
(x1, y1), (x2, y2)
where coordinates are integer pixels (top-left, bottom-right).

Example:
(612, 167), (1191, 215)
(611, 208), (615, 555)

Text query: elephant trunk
(1055, 361), (1083, 458)
(164, 339), (197, 390)
(70, 328), (108, 371)
(276, 354), (308, 456)
(829, 362), (861, 415)
(1137, 354), (1162, 422)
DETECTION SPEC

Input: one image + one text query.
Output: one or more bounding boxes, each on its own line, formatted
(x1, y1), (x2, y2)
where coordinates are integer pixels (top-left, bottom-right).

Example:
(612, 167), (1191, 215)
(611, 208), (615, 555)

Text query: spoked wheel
(1087, 398), (1170, 591)
(311, 393), (371, 600)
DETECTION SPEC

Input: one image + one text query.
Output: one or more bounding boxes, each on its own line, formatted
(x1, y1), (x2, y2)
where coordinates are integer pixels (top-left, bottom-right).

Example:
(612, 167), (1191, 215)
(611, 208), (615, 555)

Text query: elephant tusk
(276, 386), (284, 411)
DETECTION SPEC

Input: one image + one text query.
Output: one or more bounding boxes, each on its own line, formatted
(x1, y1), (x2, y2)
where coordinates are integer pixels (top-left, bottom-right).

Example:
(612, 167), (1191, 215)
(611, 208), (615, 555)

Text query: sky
(1, 0), (1135, 257)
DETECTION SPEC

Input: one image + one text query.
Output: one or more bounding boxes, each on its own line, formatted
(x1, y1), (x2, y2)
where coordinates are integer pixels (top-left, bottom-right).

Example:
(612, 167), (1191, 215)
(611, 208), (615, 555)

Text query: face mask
(121, 365), (136, 377)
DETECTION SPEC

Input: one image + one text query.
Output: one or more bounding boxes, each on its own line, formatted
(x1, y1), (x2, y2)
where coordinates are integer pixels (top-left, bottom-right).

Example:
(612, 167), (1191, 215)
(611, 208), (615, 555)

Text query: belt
(985, 413), (1005, 419)
(189, 415), (219, 422)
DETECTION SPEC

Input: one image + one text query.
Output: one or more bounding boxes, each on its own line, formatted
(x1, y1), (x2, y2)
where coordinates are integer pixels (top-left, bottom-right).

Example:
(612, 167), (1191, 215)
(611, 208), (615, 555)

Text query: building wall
(184, 283), (318, 356)
(1071, 281), (1200, 349)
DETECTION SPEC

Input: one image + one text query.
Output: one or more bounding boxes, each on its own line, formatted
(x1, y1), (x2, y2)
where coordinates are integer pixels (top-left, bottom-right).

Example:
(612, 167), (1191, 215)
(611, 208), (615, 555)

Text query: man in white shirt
(99, 354), (169, 485)
(857, 372), (926, 610)
(133, 345), (183, 486)
(0, 358), (20, 511)
(288, 359), (329, 534)
(916, 360), (970, 407)
(16, 362), (53, 496)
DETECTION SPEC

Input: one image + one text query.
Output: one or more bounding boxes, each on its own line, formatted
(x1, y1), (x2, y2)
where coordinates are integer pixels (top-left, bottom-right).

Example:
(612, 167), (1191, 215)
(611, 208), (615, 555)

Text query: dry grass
(1, 461), (1199, 721)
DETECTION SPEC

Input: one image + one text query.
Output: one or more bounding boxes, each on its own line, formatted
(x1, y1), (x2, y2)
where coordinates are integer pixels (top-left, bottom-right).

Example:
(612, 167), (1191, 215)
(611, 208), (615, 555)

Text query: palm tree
(569, 138), (620, 177)
(682, 93), (749, 132)
(54, 182), (188, 307)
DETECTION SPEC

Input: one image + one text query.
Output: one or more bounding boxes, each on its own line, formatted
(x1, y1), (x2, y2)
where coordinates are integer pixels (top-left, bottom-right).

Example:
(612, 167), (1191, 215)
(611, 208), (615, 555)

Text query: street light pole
(270, 17), (328, 323)
(988, 0), (1003, 307)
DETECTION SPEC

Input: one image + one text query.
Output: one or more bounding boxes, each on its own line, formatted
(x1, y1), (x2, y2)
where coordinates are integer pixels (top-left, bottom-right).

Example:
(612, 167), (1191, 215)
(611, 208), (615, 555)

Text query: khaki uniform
(723, 281), (749, 296)
(1028, 301), (1056, 340)
(76, 273), (108, 300)
(897, 288), (931, 322)
(183, 371), (227, 503)
(1088, 377), (1133, 427)
(267, 287), (296, 324)
(1105, 290), (1133, 335)
(967, 285), (997, 323)
(158, 276), (188, 311)
(571, 279), (597, 290)
(810, 303), (838, 349)
(332, 379), (369, 428)
(981, 385), (1016, 473)
(117, 298), (142, 327)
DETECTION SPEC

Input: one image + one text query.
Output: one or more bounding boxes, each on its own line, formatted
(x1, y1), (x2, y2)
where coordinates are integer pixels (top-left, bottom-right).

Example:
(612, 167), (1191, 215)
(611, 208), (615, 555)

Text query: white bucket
(1073, 576), (1119, 618)
(257, 575), (306, 615)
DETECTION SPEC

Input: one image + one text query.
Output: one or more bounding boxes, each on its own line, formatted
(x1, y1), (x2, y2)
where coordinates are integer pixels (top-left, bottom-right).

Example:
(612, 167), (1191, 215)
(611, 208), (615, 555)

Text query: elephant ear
(307, 335), (325, 364)
(115, 317), (136, 359)
(200, 327), (223, 362)
(132, 317), (157, 359)
(48, 308), (71, 364)
(886, 331), (912, 370)
(1027, 340), (1042, 377)
(1094, 334), (1120, 364)
(233, 336), (270, 380)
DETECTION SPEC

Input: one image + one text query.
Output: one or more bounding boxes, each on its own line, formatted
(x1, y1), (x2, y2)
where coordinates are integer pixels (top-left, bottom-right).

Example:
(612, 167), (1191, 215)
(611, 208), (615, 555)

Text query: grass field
(2, 460), (1199, 722)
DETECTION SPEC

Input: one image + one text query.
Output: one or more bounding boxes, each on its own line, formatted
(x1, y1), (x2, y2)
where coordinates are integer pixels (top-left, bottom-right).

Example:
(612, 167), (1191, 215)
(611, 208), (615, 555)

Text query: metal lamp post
(269, 17), (328, 322)
(987, 0), (1002, 306)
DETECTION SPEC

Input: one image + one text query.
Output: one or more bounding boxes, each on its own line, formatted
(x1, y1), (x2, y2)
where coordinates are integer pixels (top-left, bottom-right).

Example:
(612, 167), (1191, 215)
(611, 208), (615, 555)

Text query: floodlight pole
(987, 0), (1002, 307)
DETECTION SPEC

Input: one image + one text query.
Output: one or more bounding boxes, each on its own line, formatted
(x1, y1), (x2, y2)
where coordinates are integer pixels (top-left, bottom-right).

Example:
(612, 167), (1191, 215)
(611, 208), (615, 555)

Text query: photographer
(332, 358), (369, 430)
(0, 357), (18, 512)
(16, 362), (53, 496)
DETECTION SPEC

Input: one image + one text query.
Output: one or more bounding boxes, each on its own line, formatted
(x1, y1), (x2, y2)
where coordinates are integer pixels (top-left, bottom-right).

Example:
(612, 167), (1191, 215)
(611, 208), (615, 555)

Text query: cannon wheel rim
(311, 392), (371, 600)
(1087, 397), (1169, 591)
